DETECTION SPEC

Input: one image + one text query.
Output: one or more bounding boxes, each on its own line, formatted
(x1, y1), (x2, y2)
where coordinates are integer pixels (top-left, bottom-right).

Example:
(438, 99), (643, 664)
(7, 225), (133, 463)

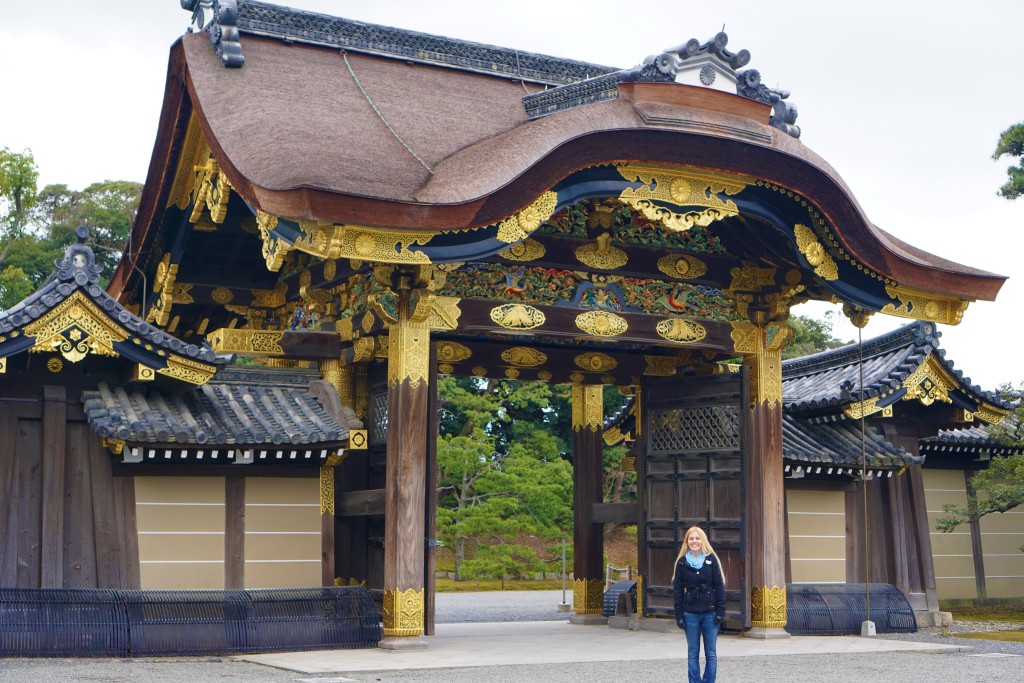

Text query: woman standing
(672, 526), (726, 683)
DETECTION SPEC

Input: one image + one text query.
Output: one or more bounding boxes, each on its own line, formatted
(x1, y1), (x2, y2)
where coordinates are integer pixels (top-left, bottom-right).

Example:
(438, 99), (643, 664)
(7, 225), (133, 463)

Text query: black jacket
(672, 553), (726, 620)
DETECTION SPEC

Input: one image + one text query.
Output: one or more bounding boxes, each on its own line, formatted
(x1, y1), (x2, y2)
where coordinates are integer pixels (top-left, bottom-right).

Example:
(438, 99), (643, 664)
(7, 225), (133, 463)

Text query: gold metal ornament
(574, 352), (617, 372)
(428, 296), (462, 331)
(575, 310), (628, 337)
(571, 383), (604, 432)
(794, 224), (838, 281)
(323, 258), (337, 281)
(644, 356), (677, 376)
(656, 253), (708, 280)
(537, 370), (553, 381)
(617, 164), (746, 232)
(495, 191), (559, 243)
(438, 363), (454, 374)
(751, 585), (787, 628)
(575, 233), (628, 270)
(573, 578), (606, 614)
(320, 466), (335, 515)
(500, 347), (548, 366)
(159, 355), (218, 385)
(47, 357), (63, 373)
(499, 238), (546, 262)
(207, 328), (285, 355)
(211, 287), (234, 305)
(655, 319), (707, 343)
(436, 341), (472, 363)
(490, 303), (546, 330)
(471, 365), (487, 377)
(383, 588), (425, 637)
(505, 368), (520, 379)
(387, 311), (431, 389)
(880, 283), (970, 325)
(26, 291), (127, 363)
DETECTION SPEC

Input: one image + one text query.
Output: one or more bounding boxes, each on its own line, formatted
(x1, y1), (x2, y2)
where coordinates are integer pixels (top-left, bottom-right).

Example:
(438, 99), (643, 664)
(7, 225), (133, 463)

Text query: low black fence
(0, 586), (382, 657)
(786, 583), (917, 636)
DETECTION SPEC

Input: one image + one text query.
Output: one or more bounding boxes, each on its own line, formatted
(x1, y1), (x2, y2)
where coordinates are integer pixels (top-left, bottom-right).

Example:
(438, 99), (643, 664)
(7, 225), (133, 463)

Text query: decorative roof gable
(782, 321), (1010, 424)
(0, 227), (226, 386)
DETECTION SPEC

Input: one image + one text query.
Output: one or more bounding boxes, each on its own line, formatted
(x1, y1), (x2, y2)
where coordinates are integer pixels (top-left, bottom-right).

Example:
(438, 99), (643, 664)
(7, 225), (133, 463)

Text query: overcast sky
(2, 1), (1022, 390)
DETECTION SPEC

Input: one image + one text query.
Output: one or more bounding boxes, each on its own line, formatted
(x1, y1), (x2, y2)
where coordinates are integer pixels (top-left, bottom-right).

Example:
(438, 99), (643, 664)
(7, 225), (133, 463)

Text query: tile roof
(0, 229), (225, 385)
(82, 369), (346, 449)
(781, 321), (1009, 415)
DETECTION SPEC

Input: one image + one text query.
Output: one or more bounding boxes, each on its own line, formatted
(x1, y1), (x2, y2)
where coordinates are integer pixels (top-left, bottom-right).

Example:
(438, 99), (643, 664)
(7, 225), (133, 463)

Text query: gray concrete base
(915, 610), (953, 627)
(556, 603), (571, 612)
(743, 626), (791, 639)
(569, 613), (608, 625)
(607, 614), (642, 630)
(378, 635), (429, 650)
(637, 617), (679, 633)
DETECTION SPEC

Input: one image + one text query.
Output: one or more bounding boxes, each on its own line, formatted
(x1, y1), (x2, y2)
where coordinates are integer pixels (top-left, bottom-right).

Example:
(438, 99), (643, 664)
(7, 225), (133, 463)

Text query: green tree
(0, 265), (34, 309)
(0, 147), (40, 265)
(436, 377), (576, 580)
(936, 383), (1024, 550)
(783, 311), (851, 359)
(993, 123), (1024, 200)
(31, 180), (141, 282)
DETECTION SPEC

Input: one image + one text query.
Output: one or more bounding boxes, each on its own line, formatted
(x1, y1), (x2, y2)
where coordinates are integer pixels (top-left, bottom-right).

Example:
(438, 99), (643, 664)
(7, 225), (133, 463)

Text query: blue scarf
(686, 551), (706, 569)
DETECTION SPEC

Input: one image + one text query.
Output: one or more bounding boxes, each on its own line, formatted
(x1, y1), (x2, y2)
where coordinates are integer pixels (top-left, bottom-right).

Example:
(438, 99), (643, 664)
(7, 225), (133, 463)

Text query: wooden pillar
(41, 385), (67, 588)
(734, 322), (789, 638)
(319, 358), (355, 587)
(371, 273), (432, 648)
(570, 382), (606, 623)
(424, 342), (439, 636)
(225, 475), (245, 589)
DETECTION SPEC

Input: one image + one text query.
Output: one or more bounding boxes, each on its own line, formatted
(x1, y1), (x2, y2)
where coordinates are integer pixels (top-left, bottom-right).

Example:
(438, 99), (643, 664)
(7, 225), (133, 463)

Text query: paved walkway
(243, 620), (967, 674)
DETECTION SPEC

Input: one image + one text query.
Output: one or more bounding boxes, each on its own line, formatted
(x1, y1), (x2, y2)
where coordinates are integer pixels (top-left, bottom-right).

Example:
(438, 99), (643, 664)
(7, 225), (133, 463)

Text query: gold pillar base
(383, 587), (425, 637)
(750, 585), (787, 629)
(572, 578), (605, 615)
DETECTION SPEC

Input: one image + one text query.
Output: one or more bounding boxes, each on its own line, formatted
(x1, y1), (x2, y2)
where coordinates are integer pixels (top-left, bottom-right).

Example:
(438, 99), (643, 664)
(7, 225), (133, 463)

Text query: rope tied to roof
(341, 51), (434, 175)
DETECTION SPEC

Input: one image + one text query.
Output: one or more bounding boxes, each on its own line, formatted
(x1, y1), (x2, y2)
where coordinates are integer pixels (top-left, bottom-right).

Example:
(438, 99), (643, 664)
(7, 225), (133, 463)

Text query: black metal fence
(786, 583), (917, 636)
(0, 586), (382, 657)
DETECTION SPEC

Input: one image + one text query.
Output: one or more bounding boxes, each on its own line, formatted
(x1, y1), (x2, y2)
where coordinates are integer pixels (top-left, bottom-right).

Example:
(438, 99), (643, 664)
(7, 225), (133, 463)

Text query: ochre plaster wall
(786, 488), (846, 583)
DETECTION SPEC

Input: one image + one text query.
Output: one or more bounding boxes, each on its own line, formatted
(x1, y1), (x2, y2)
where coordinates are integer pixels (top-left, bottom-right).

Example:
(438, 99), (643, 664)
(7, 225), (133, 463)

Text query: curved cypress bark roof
(112, 0), (1006, 308)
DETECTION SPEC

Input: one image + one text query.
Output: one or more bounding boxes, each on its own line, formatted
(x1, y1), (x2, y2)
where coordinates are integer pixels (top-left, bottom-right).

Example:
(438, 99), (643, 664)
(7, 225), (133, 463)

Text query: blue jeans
(683, 611), (718, 683)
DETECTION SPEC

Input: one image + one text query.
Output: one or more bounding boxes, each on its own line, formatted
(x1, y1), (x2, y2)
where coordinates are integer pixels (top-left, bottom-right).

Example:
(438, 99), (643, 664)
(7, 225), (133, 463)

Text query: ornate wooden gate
(640, 372), (747, 626)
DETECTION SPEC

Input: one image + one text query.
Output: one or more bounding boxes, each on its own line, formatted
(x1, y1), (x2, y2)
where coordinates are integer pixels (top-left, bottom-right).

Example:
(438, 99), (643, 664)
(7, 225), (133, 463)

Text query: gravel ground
(2, 591), (1021, 682)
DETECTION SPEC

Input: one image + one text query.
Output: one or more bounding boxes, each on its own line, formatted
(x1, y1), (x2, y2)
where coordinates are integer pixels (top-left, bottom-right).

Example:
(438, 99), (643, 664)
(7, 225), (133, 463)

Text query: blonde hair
(671, 526), (725, 584)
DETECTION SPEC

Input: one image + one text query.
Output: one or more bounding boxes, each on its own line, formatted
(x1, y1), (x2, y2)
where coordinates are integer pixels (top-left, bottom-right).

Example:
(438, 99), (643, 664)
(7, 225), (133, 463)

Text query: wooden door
(640, 371), (747, 626)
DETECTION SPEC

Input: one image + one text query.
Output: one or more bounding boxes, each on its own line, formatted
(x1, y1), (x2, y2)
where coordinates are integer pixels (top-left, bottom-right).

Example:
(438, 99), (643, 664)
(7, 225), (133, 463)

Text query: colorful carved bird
(503, 267), (527, 298)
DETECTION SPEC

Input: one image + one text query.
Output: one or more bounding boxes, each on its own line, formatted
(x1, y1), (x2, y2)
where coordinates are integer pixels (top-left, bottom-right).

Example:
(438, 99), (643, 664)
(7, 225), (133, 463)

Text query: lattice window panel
(648, 405), (740, 452)
(370, 391), (389, 445)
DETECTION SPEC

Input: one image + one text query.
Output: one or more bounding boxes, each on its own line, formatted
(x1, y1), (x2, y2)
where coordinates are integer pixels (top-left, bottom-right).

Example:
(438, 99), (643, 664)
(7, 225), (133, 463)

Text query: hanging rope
(341, 52), (434, 175)
(858, 324), (871, 623)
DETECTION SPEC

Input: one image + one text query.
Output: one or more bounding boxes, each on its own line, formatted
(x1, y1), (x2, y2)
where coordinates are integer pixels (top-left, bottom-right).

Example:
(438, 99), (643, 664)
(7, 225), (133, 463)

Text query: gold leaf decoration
(505, 368), (520, 379)
(574, 352), (618, 372)
(575, 233), (628, 270)
(537, 370), (553, 381)
(490, 304), (546, 330)
(656, 253), (708, 280)
(575, 310), (628, 337)
(436, 341), (472, 363)
(617, 164), (746, 232)
(496, 191), (559, 243)
(211, 287), (234, 305)
(644, 356), (677, 376)
(880, 284), (970, 325)
(499, 238), (546, 262)
(794, 224), (838, 281)
(500, 347), (548, 366)
(656, 319), (707, 343)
